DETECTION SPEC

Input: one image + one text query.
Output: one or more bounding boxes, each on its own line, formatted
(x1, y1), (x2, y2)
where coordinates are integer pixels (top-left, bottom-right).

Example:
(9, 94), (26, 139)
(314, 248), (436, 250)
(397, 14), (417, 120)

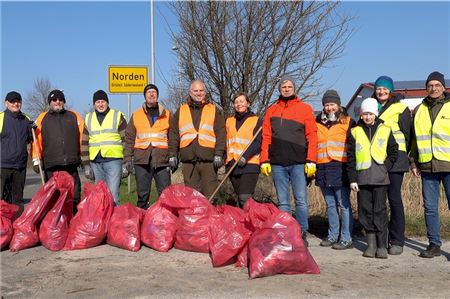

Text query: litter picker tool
(209, 126), (263, 203)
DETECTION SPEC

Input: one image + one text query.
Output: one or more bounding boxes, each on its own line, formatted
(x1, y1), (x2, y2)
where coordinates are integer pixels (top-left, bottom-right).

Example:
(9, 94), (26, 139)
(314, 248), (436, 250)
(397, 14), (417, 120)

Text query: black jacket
(225, 111), (262, 175)
(347, 118), (398, 185)
(0, 109), (32, 169)
(40, 109), (81, 169)
(378, 93), (412, 172)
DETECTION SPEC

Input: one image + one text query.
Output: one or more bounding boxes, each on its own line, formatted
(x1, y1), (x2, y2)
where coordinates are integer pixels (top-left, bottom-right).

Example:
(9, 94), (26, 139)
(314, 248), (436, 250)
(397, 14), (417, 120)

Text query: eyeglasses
(427, 83), (443, 90)
(50, 98), (64, 102)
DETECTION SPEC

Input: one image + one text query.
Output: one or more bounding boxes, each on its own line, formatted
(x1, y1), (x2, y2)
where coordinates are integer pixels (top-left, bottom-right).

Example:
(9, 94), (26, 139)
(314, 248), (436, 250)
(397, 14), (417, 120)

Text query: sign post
(108, 65), (148, 194)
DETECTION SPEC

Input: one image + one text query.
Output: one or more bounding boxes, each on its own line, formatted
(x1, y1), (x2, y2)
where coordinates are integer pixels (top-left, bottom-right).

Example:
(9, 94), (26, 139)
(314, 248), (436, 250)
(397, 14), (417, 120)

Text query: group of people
(1, 71), (448, 259)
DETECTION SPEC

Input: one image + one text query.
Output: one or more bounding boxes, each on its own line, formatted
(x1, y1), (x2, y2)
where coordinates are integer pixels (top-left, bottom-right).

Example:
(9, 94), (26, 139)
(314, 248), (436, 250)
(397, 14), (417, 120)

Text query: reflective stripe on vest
(414, 102), (450, 163)
(379, 102), (408, 152)
(86, 109), (123, 160)
(132, 107), (169, 150)
(316, 116), (350, 164)
(179, 103), (216, 148)
(225, 116), (260, 165)
(351, 124), (391, 170)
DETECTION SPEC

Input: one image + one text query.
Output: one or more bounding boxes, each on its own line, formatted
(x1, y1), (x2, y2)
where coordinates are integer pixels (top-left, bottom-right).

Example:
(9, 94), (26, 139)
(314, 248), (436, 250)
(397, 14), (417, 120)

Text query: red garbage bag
(9, 177), (59, 252)
(107, 203), (145, 252)
(64, 181), (114, 250)
(243, 198), (280, 231)
(159, 184), (216, 253)
(209, 205), (252, 267)
(248, 211), (320, 279)
(39, 172), (74, 251)
(235, 244), (248, 268)
(141, 202), (178, 252)
(0, 200), (20, 249)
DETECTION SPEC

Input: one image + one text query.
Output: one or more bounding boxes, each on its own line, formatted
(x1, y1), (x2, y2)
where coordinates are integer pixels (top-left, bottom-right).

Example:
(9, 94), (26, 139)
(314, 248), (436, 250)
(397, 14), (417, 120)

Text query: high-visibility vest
(414, 102), (450, 163)
(316, 116), (351, 164)
(351, 124), (391, 170)
(179, 103), (216, 149)
(226, 116), (260, 165)
(379, 102), (408, 152)
(85, 109), (123, 160)
(132, 107), (170, 149)
(0, 111), (31, 134)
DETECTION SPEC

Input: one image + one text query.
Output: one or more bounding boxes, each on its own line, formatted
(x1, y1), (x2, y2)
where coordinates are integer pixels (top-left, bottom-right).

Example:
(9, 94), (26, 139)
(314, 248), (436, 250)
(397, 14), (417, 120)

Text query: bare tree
(168, 1), (354, 115)
(24, 78), (54, 119)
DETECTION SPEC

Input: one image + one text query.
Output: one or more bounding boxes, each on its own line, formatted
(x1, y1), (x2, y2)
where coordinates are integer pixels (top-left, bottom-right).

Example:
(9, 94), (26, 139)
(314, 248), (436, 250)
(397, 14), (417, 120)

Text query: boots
(376, 231), (388, 259)
(363, 233), (377, 258)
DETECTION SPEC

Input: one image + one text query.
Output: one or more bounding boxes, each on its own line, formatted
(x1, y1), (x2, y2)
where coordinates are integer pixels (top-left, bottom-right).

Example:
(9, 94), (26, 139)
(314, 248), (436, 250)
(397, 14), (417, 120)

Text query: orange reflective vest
(316, 116), (351, 164)
(179, 103), (216, 148)
(132, 107), (170, 149)
(226, 116), (260, 165)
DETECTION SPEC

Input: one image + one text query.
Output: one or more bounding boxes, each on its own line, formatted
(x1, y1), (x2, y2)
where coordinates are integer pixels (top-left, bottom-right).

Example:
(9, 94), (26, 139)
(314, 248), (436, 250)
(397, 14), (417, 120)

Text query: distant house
(345, 80), (450, 120)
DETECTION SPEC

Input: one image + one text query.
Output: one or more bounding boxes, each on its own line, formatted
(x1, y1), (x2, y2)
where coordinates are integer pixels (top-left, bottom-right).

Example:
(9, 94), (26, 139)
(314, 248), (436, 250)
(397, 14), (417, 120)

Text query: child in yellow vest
(347, 97), (398, 258)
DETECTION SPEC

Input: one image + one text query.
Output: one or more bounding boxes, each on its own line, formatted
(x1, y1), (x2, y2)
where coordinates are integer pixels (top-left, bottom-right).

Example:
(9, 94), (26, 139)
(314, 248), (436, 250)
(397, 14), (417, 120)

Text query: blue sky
(2, 1), (449, 117)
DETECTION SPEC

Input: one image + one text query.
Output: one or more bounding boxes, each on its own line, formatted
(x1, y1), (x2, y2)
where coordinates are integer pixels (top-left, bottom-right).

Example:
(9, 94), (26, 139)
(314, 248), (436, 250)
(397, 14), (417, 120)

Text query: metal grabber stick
(209, 126), (263, 203)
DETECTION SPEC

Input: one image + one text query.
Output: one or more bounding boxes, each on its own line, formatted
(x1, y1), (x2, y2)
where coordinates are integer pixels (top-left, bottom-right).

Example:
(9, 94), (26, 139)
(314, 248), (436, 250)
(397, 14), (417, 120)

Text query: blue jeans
(272, 164), (308, 232)
(421, 172), (450, 247)
(91, 159), (122, 205)
(320, 186), (353, 242)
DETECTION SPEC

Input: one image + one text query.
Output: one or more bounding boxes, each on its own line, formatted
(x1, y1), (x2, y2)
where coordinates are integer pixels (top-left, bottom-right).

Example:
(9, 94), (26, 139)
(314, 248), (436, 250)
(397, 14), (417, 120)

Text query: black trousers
(134, 164), (171, 209)
(357, 185), (388, 248)
(0, 168), (26, 207)
(387, 172), (405, 246)
(229, 173), (259, 207)
(45, 164), (81, 214)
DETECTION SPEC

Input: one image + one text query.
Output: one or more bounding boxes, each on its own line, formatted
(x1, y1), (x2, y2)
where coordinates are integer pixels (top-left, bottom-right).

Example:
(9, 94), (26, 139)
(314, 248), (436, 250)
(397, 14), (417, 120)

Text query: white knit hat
(360, 97), (379, 116)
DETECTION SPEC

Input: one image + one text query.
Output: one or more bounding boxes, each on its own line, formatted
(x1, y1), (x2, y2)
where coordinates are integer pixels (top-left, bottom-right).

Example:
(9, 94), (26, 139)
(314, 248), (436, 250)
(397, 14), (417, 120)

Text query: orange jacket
(316, 116), (351, 164)
(261, 96), (317, 165)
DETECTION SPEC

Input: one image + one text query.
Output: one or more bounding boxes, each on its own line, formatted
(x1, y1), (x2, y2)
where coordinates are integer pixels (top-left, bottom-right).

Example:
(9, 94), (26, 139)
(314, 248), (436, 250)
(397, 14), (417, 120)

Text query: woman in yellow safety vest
(315, 90), (355, 250)
(225, 92), (262, 208)
(372, 76), (412, 256)
(347, 97), (398, 259)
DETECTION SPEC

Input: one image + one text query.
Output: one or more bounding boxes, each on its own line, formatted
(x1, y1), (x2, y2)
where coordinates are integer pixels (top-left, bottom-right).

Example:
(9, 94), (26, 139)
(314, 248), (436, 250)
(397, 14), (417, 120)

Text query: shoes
(363, 233), (377, 258)
(302, 232), (309, 248)
(376, 248), (388, 259)
(388, 245), (403, 255)
(332, 240), (353, 250)
(419, 243), (441, 258)
(320, 238), (337, 247)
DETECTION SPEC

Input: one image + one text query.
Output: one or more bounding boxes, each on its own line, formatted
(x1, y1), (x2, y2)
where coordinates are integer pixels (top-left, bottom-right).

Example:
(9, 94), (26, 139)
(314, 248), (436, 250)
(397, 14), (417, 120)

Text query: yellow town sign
(108, 65), (148, 94)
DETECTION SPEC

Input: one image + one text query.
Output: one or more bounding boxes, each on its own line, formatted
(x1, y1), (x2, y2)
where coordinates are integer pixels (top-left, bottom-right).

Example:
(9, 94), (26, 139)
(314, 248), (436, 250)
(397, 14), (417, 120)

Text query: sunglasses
(50, 98), (64, 102)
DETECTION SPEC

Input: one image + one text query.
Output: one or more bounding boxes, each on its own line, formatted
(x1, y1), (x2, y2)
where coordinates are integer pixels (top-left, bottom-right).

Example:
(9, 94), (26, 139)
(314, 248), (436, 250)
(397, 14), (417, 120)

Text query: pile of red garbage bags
(1, 176), (320, 278)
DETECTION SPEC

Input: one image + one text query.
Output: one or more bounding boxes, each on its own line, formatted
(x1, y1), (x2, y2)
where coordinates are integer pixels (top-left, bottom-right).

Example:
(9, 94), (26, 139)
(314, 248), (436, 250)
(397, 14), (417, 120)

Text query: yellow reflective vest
(351, 124), (391, 170)
(379, 102), (408, 152)
(85, 109), (124, 160)
(414, 102), (450, 163)
(179, 103), (216, 149)
(225, 116), (260, 165)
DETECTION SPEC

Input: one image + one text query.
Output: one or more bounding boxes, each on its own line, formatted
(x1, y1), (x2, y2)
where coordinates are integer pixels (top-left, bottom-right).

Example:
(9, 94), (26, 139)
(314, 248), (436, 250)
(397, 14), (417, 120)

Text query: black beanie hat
(143, 84), (159, 97)
(426, 71), (445, 88)
(93, 90), (109, 104)
(47, 89), (65, 104)
(5, 91), (22, 102)
(322, 89), (341, 106)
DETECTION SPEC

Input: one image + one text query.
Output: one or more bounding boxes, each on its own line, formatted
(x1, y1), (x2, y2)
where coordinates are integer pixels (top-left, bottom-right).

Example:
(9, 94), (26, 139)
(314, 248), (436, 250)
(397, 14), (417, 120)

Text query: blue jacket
(0, 109), (32, 169)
